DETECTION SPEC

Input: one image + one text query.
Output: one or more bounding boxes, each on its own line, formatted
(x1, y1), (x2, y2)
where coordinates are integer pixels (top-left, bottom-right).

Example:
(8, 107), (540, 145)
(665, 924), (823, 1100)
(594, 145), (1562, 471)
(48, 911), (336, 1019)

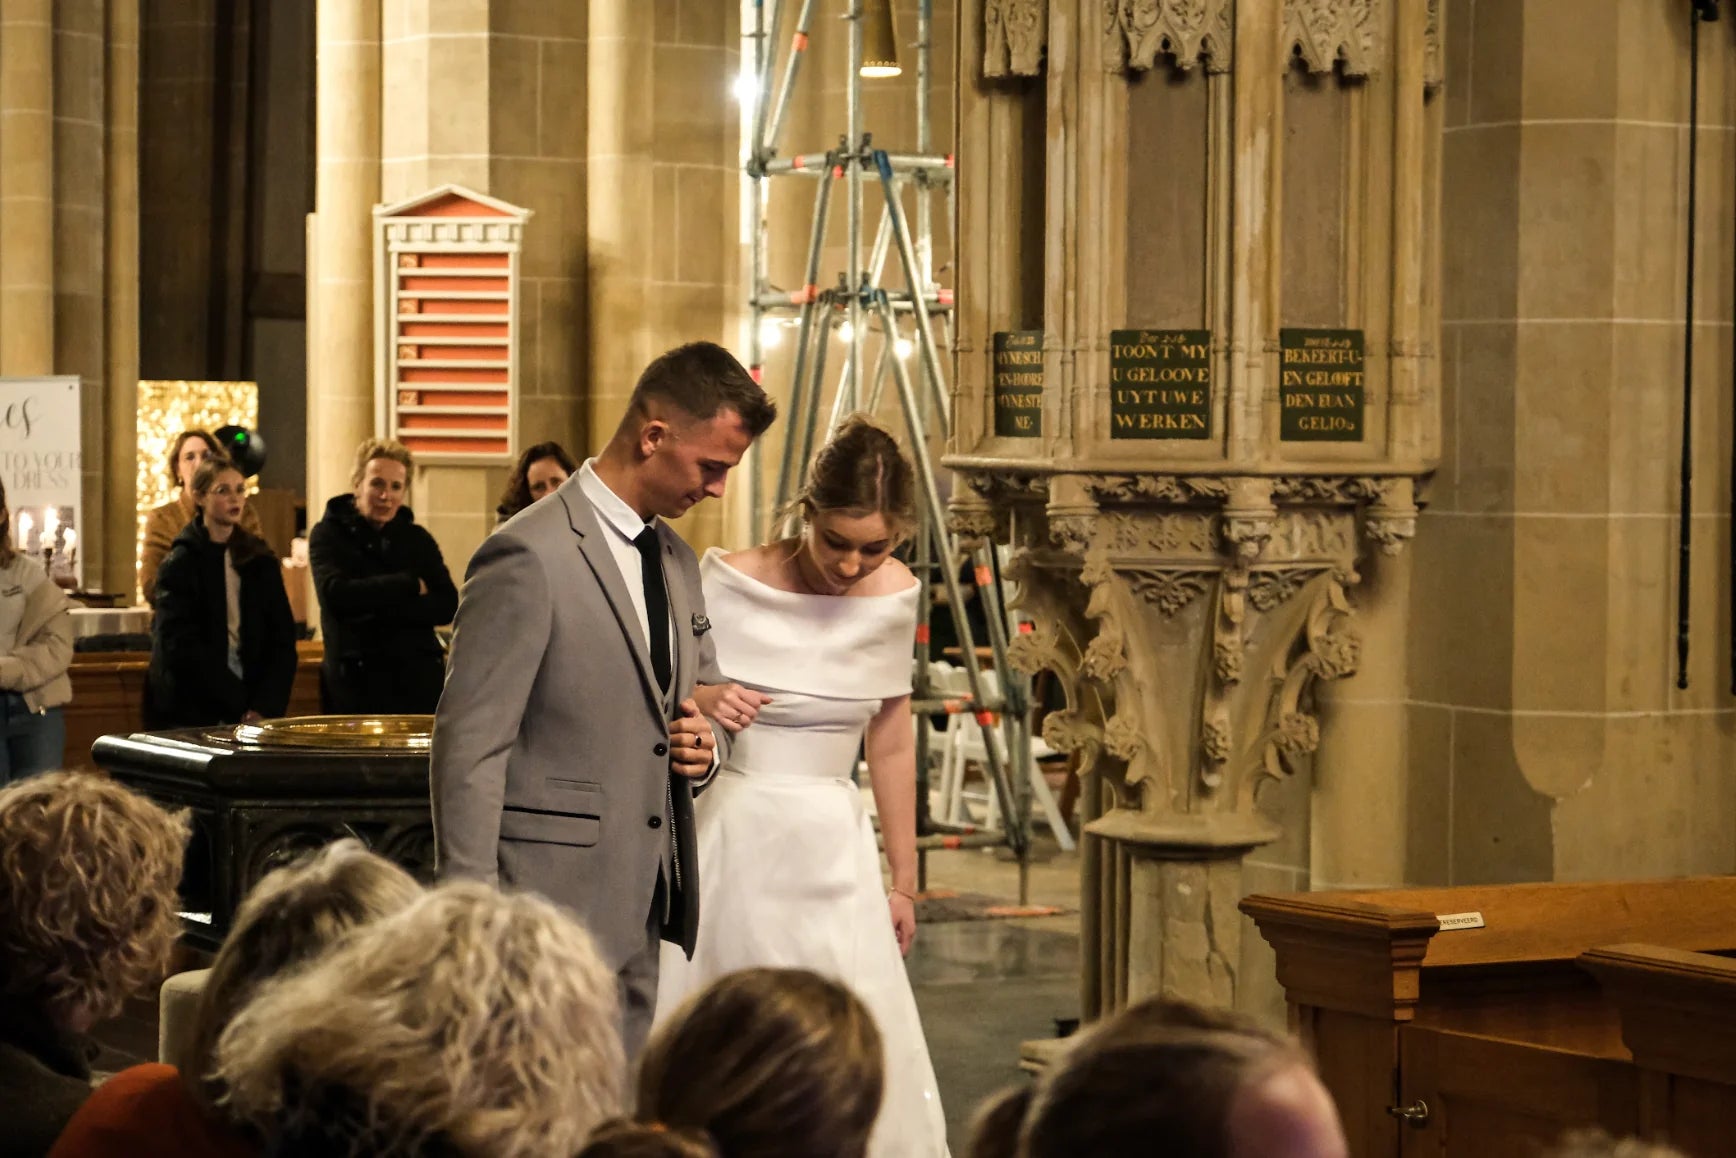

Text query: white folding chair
(920, 660), (971, 813)
(942, 669), (1074, 850)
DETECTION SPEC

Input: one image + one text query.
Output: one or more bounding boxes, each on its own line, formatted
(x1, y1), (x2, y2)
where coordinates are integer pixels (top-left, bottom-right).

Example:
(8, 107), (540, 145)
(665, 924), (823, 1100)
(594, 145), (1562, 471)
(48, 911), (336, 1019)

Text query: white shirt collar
(577, 459), (655, 543)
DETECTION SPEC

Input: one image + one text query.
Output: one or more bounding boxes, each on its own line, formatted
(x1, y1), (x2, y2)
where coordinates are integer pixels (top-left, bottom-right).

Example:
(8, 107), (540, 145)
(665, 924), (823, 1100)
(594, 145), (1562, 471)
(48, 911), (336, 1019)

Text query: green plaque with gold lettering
(1279, 329), (1364, 441)
(992, 330), (1043, 437)
(1109, 329), (1212, 439)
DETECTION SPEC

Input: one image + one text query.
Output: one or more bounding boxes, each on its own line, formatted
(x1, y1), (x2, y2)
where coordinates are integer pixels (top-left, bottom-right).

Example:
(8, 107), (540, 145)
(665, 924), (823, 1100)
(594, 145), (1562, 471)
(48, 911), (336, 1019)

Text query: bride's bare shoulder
(719, 541), (791, 583)
(860, 555), (916, 596)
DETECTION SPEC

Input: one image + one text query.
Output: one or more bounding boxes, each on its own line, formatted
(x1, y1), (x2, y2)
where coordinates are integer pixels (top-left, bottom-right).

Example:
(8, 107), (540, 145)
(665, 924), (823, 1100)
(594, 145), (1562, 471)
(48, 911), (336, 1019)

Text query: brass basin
(226, 714), (435, 752)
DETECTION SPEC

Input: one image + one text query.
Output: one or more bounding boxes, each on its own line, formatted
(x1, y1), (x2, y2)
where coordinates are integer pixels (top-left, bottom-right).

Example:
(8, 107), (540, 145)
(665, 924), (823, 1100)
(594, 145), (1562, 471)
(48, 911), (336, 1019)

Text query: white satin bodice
(702, 547), (919, 785)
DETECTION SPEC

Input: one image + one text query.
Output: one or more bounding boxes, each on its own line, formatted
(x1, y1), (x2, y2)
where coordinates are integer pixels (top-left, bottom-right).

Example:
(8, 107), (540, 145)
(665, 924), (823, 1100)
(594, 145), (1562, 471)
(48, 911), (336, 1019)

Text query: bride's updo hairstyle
(577, 968), (885, 1158)
(792, 413), (916, 538)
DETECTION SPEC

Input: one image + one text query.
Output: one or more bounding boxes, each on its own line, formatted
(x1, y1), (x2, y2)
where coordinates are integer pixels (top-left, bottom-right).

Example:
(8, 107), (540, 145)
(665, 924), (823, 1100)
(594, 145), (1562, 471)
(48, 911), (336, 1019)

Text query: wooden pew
(62, 640), (326, 770)
(1243, 880), (1736, 1158)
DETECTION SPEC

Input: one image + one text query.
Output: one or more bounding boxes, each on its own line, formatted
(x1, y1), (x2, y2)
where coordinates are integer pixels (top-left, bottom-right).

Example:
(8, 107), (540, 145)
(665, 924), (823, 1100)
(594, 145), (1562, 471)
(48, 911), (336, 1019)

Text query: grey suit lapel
(662, 526), (694, 696)
(561, 487), (663, 709)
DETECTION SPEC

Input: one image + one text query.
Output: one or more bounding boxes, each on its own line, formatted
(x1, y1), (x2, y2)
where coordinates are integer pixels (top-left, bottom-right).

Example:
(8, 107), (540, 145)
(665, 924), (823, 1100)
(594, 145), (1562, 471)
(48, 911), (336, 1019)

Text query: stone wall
(1413, 0), (1736, 888)
(304, 0), (743, 576)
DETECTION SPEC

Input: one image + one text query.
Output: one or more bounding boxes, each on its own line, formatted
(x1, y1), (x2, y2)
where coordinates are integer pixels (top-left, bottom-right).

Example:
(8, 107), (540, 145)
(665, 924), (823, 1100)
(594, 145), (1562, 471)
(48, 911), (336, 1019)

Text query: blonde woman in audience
(141, 431), (270, 606)
(308, 438), (458, 715)
(972, 998), (1348, 1158)
(212, 881), (621, 1158)
(0, 479), (74, 784)
(48, 839), (422, 1158)
(580, 967), (883, 1158)
(0, 772), (188, 1158)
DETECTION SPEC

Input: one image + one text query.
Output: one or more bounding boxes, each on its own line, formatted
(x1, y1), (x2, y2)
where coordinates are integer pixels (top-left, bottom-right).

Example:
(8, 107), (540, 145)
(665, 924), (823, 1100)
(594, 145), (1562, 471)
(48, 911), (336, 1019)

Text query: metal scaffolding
(740, 0), (1041, 897)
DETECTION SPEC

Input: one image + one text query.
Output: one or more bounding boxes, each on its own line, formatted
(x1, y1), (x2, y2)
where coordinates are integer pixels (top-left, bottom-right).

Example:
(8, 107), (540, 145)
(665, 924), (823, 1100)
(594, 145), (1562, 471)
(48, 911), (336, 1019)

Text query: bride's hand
(888, 889), (917, 956)
(693, 683), (773, 733)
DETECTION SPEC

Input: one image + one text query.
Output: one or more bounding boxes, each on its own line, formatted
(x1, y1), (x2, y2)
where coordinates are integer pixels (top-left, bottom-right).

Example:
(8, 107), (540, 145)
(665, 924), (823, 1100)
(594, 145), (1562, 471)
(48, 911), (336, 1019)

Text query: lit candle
(17, 511), (32, 552)
(61, 527), (75, 561)
(41, 507), (58, 551)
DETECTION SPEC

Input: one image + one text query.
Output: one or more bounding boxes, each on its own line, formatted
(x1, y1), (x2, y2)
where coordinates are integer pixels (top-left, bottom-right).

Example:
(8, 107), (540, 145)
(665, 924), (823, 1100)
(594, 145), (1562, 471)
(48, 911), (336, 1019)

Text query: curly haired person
(0, 772), (188, 1158)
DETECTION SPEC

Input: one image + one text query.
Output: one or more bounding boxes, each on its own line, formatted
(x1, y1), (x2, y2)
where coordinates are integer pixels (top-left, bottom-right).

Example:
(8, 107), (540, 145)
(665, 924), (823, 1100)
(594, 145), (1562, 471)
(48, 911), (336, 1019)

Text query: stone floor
(92, 832), (1085, 1155)
(906, 835), (1081, 1150)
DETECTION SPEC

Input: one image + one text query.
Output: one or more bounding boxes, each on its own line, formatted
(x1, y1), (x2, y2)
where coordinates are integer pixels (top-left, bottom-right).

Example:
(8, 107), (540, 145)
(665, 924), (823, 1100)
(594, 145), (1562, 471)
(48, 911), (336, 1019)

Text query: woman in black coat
(308, 439), (458, 716)
(148, 457), (298, 728)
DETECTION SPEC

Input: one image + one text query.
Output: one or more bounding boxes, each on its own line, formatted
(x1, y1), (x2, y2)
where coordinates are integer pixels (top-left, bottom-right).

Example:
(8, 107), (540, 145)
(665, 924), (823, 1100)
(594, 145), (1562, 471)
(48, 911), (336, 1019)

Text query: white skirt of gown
(655, 700), (951, 1158)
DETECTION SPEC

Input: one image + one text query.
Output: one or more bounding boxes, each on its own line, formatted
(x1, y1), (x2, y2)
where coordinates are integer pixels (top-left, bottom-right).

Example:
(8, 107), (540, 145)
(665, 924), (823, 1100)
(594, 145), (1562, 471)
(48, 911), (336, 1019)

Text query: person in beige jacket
(140, 431), (269, 606)
(0, 481), (73, 783)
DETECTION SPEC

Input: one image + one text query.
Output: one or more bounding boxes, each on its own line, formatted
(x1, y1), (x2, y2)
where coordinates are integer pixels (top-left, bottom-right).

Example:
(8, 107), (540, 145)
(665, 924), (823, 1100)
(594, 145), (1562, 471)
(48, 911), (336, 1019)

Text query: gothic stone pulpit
(953, 0), (1444, 1028)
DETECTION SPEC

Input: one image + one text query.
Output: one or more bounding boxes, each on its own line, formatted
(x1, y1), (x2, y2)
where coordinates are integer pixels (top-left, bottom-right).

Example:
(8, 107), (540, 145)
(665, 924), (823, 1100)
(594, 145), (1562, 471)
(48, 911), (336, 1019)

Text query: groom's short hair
(626, 341), (777, 437)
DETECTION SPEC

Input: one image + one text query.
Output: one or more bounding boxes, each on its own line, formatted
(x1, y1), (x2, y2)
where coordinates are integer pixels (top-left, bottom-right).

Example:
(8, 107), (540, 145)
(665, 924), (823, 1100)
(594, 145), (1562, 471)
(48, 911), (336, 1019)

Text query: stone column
(309, 0), (382, 516)
(374, 0), (592, 576)
(648, 3), (741, 553)
(0, 0), (55, 374)
(137, 0), (217, 378)
(586, 0), (656, 449)
(104, 0), (141, 598)
(378, 0), (498, 575)
(54, 0), (108, 586)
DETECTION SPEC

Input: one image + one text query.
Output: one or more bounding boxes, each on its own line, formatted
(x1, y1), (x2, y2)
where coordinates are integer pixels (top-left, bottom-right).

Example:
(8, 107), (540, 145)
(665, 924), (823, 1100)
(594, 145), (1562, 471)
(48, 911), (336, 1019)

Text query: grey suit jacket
(430, 472), (727, 969)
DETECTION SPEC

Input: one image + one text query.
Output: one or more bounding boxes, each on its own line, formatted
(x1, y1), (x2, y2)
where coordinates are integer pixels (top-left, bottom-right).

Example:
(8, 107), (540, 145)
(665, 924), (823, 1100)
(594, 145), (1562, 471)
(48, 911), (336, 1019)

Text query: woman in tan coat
(0, 479), (73, 783)
(140, 431), (268, 606)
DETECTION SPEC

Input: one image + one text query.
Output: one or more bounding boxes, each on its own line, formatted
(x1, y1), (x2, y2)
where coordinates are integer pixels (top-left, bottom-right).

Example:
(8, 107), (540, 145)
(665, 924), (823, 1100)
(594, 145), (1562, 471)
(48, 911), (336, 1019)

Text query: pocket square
(691, 614), (712, 637)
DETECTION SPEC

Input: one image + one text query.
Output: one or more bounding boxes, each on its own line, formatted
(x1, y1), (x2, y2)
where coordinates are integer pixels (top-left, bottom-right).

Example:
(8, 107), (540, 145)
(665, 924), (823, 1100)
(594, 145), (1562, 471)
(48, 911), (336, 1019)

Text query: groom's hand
(668, 700), (717, 779)
(693, 683), (773, 734)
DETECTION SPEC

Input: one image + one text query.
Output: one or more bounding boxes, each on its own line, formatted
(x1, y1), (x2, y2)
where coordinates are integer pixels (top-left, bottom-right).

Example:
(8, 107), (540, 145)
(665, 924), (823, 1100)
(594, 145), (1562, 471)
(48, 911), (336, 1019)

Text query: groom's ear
(637, 417), (673, 459)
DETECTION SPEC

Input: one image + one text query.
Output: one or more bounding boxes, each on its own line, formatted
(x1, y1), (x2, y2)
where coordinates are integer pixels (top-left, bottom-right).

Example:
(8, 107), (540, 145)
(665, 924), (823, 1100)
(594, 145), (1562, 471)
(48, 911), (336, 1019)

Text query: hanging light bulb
(759, 317), (783, 350)
(838, 321), (855, 343)
(895, 338), (914, 359)
(859, 0), (902, 78)
(732, 69), (757, 104)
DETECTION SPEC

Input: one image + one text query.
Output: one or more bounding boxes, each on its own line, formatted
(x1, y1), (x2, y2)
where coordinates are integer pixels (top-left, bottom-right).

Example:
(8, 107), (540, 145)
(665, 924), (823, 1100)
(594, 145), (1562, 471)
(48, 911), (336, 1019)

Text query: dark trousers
(0, 696), (64, 784)
(618, 871), (667, 1063)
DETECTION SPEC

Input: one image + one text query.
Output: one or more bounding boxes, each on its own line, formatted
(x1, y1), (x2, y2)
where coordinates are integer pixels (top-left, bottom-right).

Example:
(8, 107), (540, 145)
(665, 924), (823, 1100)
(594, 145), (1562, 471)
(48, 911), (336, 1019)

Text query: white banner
(0, 377), (82, 586)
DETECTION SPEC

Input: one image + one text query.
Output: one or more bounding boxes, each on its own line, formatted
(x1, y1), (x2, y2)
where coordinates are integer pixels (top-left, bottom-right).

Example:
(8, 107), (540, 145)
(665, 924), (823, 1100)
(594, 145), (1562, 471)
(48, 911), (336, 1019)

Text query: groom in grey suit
(431, 341), (776, 1056)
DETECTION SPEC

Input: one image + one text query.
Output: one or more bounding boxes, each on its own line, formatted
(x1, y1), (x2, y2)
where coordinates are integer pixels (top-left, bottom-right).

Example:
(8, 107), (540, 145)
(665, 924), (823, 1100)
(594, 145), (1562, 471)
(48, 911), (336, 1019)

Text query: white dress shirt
(576, 459), (668, 651)
(576, 460), (718, 778)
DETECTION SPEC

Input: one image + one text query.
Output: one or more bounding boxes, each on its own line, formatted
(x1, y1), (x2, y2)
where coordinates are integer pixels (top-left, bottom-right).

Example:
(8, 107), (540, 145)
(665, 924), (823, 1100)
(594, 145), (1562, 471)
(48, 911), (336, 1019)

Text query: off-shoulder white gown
(654, 549), (950, 1157)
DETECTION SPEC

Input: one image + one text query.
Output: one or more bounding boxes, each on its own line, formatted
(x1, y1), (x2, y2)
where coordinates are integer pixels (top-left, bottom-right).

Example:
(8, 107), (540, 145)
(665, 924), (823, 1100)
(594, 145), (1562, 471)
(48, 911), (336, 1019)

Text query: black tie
(633, 526), (672, 693)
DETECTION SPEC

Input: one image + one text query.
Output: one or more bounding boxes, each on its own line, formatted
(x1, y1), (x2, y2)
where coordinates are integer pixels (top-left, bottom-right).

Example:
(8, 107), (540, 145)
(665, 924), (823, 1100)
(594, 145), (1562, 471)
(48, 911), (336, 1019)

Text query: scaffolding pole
(744, 0), (1041, 899)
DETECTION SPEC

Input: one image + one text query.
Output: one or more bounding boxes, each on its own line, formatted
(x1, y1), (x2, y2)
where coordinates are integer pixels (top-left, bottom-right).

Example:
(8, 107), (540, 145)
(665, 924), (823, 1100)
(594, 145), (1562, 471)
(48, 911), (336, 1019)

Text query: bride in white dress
(655, 416), (950, 1157)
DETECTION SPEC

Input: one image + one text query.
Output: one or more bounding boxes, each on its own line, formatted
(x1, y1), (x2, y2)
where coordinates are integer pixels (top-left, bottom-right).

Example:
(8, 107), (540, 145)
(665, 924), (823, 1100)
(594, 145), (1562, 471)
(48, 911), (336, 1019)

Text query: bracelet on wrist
(888, 887), (917, 904)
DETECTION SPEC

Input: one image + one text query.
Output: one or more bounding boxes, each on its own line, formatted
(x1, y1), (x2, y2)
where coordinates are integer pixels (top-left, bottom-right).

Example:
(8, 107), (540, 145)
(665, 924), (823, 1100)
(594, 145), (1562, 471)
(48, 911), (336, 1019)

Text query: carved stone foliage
(1086, 474), (1229, 504)
(1122, 569), (1213, 616)
(1106, 0), (1235, 75)
(946, 504), (1001, 547)
(1424, 0), (1443, 91)
(1269, 475), (1386, 503)
(1244, 571), (1359, 804)
(965, 470), (1049, 502)
(984, 0), (1048, 78)
(1092, 511), (1218, 557)
(1283, 0), (1383, 79)
(953, 467), (1415, 818)
(1246, 567), (1328, 612)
